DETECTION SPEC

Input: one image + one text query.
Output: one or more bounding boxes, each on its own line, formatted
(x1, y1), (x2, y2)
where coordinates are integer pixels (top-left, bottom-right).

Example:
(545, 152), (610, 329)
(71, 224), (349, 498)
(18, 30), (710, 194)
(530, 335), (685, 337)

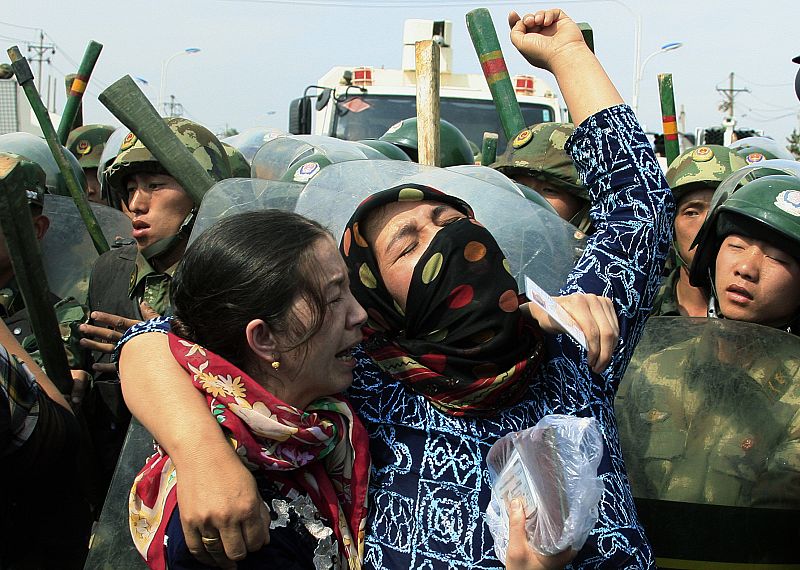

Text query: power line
(736, 74), (792, 88)
(0, 20), (41, 31)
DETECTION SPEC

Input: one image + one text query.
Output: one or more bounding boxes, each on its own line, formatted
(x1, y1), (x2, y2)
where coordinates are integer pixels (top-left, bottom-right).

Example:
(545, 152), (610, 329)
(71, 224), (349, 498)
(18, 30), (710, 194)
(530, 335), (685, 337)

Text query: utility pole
(27, 30), (55, 92)
(164, 94), (184, 118)
(716, 72), (749, 120)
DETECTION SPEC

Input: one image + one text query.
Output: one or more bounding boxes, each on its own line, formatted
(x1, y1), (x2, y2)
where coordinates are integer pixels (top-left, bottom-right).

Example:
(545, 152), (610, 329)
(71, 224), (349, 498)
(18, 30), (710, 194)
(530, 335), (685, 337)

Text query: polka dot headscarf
(341, 184), (544, 417)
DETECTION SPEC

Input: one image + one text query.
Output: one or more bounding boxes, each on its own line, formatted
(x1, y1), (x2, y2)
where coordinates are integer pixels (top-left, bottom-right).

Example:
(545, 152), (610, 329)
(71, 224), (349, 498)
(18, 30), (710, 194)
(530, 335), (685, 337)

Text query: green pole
(57, 41), (103, 145)
(0, 154), (73, 394)
(7, 46), (109, 255)
(480, 132), (498, 166)
(98, 76), (214, 204)
(466, 8), (526, 142)
(658, 73), (680, 166)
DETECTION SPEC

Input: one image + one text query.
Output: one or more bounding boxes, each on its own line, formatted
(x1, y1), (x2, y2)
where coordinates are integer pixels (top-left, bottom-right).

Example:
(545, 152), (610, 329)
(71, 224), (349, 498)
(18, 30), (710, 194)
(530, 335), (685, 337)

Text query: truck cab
(289, 19), (563, 153)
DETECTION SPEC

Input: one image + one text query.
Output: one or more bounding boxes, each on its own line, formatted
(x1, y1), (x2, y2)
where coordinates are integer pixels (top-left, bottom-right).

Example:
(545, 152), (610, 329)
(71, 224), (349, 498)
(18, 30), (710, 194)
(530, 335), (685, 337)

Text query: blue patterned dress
(119, 105), (673, 570)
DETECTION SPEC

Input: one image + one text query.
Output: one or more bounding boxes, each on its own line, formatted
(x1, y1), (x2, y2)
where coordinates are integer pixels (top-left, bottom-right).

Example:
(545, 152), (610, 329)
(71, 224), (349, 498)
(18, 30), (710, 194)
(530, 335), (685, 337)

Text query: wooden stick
(415, 40), (441, 167)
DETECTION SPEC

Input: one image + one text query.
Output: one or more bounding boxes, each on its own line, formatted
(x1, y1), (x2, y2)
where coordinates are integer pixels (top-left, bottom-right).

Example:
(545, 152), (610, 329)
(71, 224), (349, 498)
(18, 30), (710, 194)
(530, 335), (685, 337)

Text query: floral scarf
(129, 333), (371, 570)
(340, 184), (544, 417)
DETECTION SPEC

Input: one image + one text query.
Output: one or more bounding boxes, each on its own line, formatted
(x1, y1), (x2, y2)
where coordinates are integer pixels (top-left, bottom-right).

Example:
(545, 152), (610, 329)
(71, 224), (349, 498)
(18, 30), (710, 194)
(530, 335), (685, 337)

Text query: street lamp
(633, 42), (683, 115)
(158, 48), (201, 115)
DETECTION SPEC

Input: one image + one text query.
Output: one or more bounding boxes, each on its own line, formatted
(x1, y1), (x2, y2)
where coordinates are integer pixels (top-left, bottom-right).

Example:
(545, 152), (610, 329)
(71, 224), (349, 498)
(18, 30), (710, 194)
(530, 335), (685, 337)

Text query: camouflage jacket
(616, 332), (800, 509)
(0, 279), (88, 370)
(651, 268), (680, 317)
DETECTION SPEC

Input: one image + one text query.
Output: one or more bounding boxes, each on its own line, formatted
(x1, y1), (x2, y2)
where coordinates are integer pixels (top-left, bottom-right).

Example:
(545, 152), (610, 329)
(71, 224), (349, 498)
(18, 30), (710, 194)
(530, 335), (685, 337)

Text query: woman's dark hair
(171, 210), (331, 369)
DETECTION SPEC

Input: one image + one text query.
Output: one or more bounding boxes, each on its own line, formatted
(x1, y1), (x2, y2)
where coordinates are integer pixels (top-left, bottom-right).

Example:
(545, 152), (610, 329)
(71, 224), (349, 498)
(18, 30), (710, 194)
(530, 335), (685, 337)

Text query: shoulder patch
(691, 146), (713, 162)
(120, 132), (137, 151)
(512, 129), (533, 149)
(774, 190), (800, 217)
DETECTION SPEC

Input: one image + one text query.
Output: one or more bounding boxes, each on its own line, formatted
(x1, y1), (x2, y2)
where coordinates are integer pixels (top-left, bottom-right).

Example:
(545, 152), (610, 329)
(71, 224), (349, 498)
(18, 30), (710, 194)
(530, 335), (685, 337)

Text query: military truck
(288, 19), (564, 153)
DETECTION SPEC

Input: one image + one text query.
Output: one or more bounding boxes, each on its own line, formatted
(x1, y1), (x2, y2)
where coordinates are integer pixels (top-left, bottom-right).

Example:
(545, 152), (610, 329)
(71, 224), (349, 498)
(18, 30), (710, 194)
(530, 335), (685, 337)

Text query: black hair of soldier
(170, 210), (334, 371)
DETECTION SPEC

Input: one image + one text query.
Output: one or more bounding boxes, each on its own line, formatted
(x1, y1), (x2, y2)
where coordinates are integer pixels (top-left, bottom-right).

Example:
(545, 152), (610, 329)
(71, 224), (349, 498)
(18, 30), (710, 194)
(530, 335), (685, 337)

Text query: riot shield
(616, 316), (800, 568)
(297, 160), (584, 294)
(446, 164), (560, 215)
(188, 178), (304, 245)
(83, 419), (153, 570)
(40, 195), (132, 303)
(250, 134), (383, 182)
(222, 127), (285, 163)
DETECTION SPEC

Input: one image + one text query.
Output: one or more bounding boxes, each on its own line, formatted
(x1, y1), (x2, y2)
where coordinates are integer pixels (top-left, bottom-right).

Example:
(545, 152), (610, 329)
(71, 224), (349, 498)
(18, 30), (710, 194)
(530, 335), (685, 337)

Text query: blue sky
(4, 0), (799, 148)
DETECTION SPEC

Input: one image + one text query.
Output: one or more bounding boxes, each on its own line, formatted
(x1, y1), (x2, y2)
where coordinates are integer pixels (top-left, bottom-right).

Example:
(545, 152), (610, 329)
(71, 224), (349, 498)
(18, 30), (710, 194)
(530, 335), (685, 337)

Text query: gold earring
(272, 360), (281, 370)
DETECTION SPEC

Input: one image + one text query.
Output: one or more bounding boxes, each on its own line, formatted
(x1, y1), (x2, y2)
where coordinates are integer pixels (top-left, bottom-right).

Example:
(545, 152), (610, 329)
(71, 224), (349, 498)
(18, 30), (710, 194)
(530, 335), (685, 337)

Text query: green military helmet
(491, 122), (586, 200)
(356, 139), (411, 161)
(729, 136), (795, 163)
(378, 117), (474, 167)
(105, 116), (231, 205)
(689, 162), (800, 294)
(666, 145), (747, 204)
(221, 142), (251, 178)
(0, 151), (46, 207)
(0, 132), (87, 197)
(66, 124), (116, 170)
(279, 153), (333, 184)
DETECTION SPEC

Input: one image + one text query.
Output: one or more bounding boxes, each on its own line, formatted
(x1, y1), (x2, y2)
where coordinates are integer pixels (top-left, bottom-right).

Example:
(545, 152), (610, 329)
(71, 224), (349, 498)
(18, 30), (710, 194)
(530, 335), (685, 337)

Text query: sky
(4, 0), (799, 149)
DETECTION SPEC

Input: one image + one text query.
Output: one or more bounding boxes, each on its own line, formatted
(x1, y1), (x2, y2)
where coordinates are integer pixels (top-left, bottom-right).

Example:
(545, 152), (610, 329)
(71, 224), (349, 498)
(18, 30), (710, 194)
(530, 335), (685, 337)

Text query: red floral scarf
(340, 184), (544, 417)
(129, 333), (371, 569)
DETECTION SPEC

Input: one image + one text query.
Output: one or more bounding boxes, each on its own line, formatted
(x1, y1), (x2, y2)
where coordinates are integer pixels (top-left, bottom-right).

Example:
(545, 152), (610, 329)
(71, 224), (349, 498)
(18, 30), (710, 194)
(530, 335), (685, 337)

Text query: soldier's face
(674, 188), (713, 268)
(126, 172), (194, 251)
(511, 174), (584, 221)
(714, 233), (800, 327)
(84, 168), (103, 204)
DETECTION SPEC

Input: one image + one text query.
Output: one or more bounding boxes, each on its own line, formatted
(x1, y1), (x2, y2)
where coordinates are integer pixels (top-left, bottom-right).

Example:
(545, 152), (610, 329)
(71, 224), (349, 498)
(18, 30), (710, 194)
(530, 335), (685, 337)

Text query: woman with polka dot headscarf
(116, 8), (674, 569)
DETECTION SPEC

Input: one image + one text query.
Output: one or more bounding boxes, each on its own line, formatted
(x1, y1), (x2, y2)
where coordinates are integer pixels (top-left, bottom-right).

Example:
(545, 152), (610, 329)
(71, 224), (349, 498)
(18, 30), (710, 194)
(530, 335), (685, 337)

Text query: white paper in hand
(524, 275), (588, 350)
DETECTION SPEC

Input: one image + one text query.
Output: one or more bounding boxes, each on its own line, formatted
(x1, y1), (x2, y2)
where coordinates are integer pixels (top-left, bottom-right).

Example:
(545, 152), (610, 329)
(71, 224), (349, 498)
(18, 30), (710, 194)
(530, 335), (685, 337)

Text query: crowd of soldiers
(0, 27), (799, 570)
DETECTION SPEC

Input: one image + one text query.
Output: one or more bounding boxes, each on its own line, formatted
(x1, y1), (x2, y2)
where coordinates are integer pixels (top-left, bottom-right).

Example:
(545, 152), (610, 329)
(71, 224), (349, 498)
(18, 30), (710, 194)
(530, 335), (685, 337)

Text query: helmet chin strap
(140, 210), (196, 265)
(706, 266), (721, 319)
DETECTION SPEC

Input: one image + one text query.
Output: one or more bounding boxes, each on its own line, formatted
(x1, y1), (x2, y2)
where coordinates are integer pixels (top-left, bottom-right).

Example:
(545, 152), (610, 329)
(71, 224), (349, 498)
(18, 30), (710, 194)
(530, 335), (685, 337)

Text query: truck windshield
(333, 94), (556, 151)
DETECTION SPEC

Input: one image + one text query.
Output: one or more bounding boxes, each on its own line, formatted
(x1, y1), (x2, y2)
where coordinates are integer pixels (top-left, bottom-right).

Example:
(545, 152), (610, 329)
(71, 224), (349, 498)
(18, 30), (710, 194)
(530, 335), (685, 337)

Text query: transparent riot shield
(189, 178), (304, 245)
(446, 164), (559, 215)
(40, 195), (132, 303)
(83, 419), (153, 569)
(297, 160), (584, 294)
(222, 127), (286, 163)
(615, 316), (800, 568)
(250, 134), (383, 182)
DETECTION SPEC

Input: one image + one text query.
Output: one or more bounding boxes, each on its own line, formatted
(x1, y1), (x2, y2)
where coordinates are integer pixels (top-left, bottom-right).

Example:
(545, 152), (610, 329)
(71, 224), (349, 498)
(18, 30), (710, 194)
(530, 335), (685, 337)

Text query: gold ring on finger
(201, 536), (224, 552)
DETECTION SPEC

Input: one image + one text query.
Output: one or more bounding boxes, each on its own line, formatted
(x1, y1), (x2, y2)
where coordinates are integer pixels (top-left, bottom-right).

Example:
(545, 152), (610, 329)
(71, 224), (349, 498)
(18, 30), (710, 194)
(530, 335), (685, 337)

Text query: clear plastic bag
(486, 415), (604, 562)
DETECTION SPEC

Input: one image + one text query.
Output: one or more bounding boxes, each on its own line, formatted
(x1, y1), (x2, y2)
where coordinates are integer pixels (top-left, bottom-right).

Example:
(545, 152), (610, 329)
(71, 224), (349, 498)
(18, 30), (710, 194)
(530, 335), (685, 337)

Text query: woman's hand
(508, 9), (587, 74)
(522, 293), (619, 373)
(178, 447), (271, 568)
(506, 499), (576, 570)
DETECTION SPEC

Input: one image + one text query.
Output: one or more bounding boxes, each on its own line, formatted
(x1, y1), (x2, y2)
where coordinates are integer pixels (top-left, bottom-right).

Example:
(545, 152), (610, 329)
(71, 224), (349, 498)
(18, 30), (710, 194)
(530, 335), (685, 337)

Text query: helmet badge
(120, 132), (137, 151)
(293, 161), (321, 183)
(745, 152), (765, 164)
(691, 146), (714, 162)
(76, 140), (92, 155)
(512, 128), (533, 149)
(774, 190), (800, 217)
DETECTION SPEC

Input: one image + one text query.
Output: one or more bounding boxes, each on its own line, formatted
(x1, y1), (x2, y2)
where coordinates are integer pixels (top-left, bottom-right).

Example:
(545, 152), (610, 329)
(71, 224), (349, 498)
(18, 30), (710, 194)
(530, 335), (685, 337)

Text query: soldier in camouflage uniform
(379, 117), (475, 167)
(0, 146), (89, 377)
(78, 117), (230, 488)
(66, 124), (116, 204)
(617, 172), (800, 509)
(651, 145), (747, 317)
(490, 122), (592, 233)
